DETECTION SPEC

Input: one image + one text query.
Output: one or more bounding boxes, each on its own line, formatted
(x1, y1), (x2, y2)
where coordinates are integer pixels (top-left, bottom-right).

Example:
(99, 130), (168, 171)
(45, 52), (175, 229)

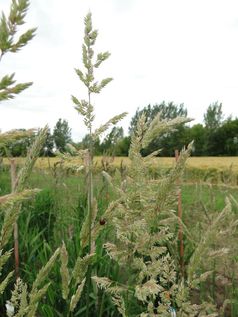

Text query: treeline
(1, 101), (238, 157)
(126, 101), (238, 157)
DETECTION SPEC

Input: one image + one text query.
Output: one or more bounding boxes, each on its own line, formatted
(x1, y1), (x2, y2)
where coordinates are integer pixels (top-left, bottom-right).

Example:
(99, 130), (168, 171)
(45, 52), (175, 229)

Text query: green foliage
(205, 118), (238, 156)
(187, 124), (206, 156)
(1, 162), (238, 315)
(113, 136), (130, 156)
(204, 101), (224, 130)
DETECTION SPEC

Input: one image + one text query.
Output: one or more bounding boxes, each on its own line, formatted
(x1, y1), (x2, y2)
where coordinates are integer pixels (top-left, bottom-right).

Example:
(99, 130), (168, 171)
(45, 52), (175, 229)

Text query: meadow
(1, 155), (238, 316)
(1, 3), (238, 316)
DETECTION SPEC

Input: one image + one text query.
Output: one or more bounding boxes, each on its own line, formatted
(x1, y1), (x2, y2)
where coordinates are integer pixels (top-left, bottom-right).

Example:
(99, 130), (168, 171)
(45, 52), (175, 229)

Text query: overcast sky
(1, 0), (238, 140)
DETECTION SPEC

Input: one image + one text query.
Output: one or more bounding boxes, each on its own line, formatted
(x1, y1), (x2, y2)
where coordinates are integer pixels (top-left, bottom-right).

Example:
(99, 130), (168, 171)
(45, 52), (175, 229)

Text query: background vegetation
(2, 101), (238, 158)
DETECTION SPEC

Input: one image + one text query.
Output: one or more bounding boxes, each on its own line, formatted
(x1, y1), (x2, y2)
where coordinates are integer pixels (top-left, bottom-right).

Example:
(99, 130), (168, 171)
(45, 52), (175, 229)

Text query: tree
(79, 133), (101, 155)
(203, 102), (224, 155)
(208, 118), (238, 156)
(53, 118), (72, 152)
(186, 124), (206, 156)
(100, 126), (124, 154)
(129, 102), (189, 156)
(203, 101), (224, 130)
(113, 135), (130, 156)
(129, 101), (187, 134)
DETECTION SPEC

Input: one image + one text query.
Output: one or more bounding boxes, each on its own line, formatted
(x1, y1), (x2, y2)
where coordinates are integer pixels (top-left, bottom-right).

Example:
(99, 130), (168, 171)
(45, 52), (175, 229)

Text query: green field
(1, 158), (238, 316)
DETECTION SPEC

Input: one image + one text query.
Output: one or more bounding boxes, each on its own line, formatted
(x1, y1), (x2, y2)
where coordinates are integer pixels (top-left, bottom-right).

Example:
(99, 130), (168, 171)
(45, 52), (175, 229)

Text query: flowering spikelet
(111, 295), (127, 317)
(92, 113), (199, 316)
(142, 114), (192, 149)
(93, 112), (128, 139)
(72, 253), (95, 286)
(27, 283), (50, 317)
(0, 271), (14, 296)
(92, 276), (126, 295)
(135, 279), (161, 302)
(60, 242), (70, 300)
(15, 126), (48, 192)
(69, 278), (86, 312)
(0, 250), (12, 273)
(0, 189), (41, 208)
(31, 248), (60, 293)
(6, 278), (28, 317)
(0, 250), (13, 295)
(0, 189), (41, 250)
(0, 129), (35, 145)
(187, 198), (233, 282)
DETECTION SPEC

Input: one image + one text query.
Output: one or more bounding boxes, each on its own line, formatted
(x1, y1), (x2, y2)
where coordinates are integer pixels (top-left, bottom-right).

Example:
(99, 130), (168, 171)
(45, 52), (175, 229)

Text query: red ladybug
(99, 218), (106, 225)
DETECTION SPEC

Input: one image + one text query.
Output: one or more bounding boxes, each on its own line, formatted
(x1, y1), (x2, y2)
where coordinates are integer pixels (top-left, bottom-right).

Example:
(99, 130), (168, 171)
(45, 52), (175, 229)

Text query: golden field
(2, 156), (238, 172)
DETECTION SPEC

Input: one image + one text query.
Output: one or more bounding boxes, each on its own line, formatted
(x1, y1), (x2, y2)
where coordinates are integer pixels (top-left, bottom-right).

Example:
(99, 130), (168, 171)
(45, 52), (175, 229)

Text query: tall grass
(1, 2), (238, 316)
(1, 159), (238, 315)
